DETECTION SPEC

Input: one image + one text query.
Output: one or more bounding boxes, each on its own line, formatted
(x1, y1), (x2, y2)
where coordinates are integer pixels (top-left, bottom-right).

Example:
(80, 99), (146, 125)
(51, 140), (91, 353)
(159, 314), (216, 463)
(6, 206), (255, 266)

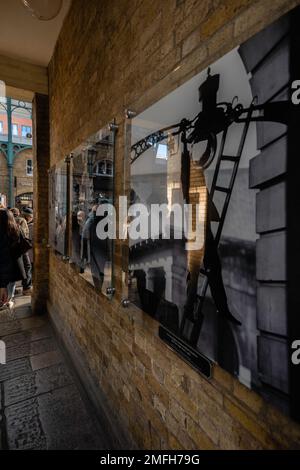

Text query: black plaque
(159, 326), (212, 379)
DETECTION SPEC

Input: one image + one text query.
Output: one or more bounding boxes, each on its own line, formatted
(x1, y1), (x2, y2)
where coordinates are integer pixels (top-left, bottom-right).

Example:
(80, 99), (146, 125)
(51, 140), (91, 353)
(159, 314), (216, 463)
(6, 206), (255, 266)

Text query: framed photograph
(126, 7), (300, 420)
(70, 124), (116, 296)
(48, 160), (68, 256)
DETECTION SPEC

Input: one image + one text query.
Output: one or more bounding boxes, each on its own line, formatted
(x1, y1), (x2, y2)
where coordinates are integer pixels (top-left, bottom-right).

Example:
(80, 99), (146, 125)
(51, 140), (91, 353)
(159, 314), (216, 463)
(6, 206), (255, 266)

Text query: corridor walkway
(0, 295), (113, 450)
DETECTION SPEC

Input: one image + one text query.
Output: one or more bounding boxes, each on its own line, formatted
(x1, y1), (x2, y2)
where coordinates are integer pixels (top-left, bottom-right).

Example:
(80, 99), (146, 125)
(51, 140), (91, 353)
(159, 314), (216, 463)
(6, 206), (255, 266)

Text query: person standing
(21, 207), (34, 295)
(10, 207), (29, 237)
(0, 209), (26, 309)
(10, 208), (29, 299)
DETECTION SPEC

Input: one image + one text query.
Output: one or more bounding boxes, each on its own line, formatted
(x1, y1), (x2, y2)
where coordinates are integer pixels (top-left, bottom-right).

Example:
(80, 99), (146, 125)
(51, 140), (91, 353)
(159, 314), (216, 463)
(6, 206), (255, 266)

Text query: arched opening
(15, 191), (33, 209)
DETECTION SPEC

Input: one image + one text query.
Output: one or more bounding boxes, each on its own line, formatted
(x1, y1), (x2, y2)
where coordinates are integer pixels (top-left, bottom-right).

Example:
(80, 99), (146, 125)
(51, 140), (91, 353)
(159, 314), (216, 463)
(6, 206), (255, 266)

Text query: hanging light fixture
(21, 0), (63, 21)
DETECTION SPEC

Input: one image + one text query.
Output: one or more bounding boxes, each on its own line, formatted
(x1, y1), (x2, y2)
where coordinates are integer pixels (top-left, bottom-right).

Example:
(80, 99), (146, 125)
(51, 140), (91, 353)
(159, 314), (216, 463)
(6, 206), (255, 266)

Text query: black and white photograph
(70, 125), (114, 295)
(49, 161), (68, 255)
(128, 9), (297, 416)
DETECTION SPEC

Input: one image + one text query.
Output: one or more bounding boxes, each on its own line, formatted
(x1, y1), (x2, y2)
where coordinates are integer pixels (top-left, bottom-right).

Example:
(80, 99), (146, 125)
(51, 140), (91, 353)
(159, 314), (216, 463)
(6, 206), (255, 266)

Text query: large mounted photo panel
(70, 124), (115, 297)
(127, 7), (300, 420)
(49, 160), (68, 256)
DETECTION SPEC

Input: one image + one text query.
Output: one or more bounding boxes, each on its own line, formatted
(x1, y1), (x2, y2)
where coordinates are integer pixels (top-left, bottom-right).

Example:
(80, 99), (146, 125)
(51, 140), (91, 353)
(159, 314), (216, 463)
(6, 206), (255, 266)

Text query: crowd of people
(0, 204), (34, 311)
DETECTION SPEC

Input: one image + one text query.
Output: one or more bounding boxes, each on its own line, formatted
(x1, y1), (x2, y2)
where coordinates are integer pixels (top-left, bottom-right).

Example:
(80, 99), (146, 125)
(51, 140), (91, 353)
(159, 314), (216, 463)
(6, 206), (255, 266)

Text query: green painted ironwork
(0, 97), (32, 206)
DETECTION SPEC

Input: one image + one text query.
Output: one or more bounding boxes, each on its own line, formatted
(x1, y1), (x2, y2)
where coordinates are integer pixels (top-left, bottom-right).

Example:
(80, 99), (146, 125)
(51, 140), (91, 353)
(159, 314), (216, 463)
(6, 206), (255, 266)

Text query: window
(94, 159), (113, 176)
(156, 143), (168, 160)
(12, 123), (18, 136)
(26, 159), (33, 176)
(22, 125), (32, 137)
(0, 121), (3, 133)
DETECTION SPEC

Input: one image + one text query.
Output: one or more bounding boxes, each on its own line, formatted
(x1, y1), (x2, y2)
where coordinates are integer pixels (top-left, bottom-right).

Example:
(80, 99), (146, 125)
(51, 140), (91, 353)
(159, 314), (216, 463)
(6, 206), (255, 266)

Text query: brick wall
(13, 148), (33, 198)
(0, 151), (9, 197)
(0, 148), (33, 203)
(47, 0), (300, 449)
(32, 94), (50, 315)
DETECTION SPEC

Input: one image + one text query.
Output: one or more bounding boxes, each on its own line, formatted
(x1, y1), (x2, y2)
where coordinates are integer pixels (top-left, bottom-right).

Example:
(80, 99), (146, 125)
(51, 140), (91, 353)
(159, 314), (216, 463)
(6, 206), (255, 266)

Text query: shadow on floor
(0, 295), (113, 450)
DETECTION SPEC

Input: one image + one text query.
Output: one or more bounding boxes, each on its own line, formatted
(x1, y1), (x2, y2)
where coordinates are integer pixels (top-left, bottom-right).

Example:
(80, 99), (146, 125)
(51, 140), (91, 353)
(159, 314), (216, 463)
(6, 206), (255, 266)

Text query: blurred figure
(11, 207), (29, 237)
(21, 207), (34, 295)
(55, 214), (66, 254)
(10, 208), (29, 298)
(0, 209), (26, 310)
(77, 210), (87, 272)
(81, 203), (111, 292)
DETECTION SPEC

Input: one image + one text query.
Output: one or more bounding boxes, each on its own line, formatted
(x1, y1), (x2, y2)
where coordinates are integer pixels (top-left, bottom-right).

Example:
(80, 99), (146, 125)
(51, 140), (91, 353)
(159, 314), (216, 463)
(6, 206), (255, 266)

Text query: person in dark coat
(81, 203), (111, 292)
(0, 209), (26, 308)
(21, 207), (34, 295)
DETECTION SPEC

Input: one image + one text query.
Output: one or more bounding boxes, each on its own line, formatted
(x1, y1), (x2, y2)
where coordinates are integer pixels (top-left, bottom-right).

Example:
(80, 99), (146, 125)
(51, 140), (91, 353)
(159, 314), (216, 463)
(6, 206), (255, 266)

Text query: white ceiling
(0, 0), (71, 66)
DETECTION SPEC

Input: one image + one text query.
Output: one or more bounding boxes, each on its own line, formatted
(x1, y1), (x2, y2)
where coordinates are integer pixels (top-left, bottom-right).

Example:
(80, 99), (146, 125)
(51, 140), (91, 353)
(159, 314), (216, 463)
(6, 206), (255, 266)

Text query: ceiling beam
(0, 54), (48, 95)
(4, 85), (34, 102)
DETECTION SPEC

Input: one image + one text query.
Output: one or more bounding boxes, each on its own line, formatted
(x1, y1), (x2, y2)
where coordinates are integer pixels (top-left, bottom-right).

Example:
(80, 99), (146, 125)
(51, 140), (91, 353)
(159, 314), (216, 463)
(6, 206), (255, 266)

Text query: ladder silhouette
(180, 103), (255, 346)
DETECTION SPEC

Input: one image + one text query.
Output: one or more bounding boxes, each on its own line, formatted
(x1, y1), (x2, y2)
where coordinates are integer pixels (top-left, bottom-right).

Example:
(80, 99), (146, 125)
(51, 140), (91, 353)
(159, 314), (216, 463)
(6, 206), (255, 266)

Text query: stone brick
(239, 429), (264, 450)
(186, 416), (216, 450)
(207, 23), (234, 58)
(224, 397), (276, 448)
(192, 376), (223, 407)
(201, 0), (251, 38)
(152, 362), (165, 385)
(198, 410), (220, 445)
(168, 432), (183, 450)
(232, 380), (264, 415)
(169, 397), (187, 428)
(212, 365), (234, 392)
(175, 0), (211, 44)
(146, 340), (172, 371)
(165, 374), (198, 418)
(182, 29), (201, 57)
(133, 343), (151, 370)
(153, 395), (167, 421)
(146, 371), (169, 410)
(134, 325), (147, 351)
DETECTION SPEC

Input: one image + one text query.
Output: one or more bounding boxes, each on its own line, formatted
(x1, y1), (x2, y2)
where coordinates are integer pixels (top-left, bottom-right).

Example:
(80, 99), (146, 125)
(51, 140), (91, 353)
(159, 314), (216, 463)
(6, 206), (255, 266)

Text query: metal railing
(0, 132), (32, 146)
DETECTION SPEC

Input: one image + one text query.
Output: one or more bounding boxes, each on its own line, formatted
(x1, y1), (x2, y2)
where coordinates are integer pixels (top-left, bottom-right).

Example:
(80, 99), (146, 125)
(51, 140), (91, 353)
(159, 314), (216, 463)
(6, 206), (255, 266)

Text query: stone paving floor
(0, 295), (113, 450)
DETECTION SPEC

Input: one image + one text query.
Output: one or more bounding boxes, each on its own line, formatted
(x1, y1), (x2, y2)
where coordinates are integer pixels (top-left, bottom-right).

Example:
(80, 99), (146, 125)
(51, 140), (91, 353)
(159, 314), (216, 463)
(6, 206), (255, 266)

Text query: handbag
(10, 229), (32, 259)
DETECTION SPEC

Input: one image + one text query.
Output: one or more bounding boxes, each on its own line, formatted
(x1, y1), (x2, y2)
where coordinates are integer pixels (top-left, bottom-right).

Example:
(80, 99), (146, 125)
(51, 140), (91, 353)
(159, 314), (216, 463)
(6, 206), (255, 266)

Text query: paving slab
(14, 296), (31, 308)
(38, 384), (109, 450)
(2, 325), (53, 349)
(20, 316), (48, 331)
(30, 349), (63, 371)
(0, 358), (32, 383)
(0, 309), (16, 324)
(5, 397), (47, 450)
(4, 363), (74, 406)
(14, 307), (34, 319)
(0, 320), (22, 338)
(6, 338), (57, 362)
